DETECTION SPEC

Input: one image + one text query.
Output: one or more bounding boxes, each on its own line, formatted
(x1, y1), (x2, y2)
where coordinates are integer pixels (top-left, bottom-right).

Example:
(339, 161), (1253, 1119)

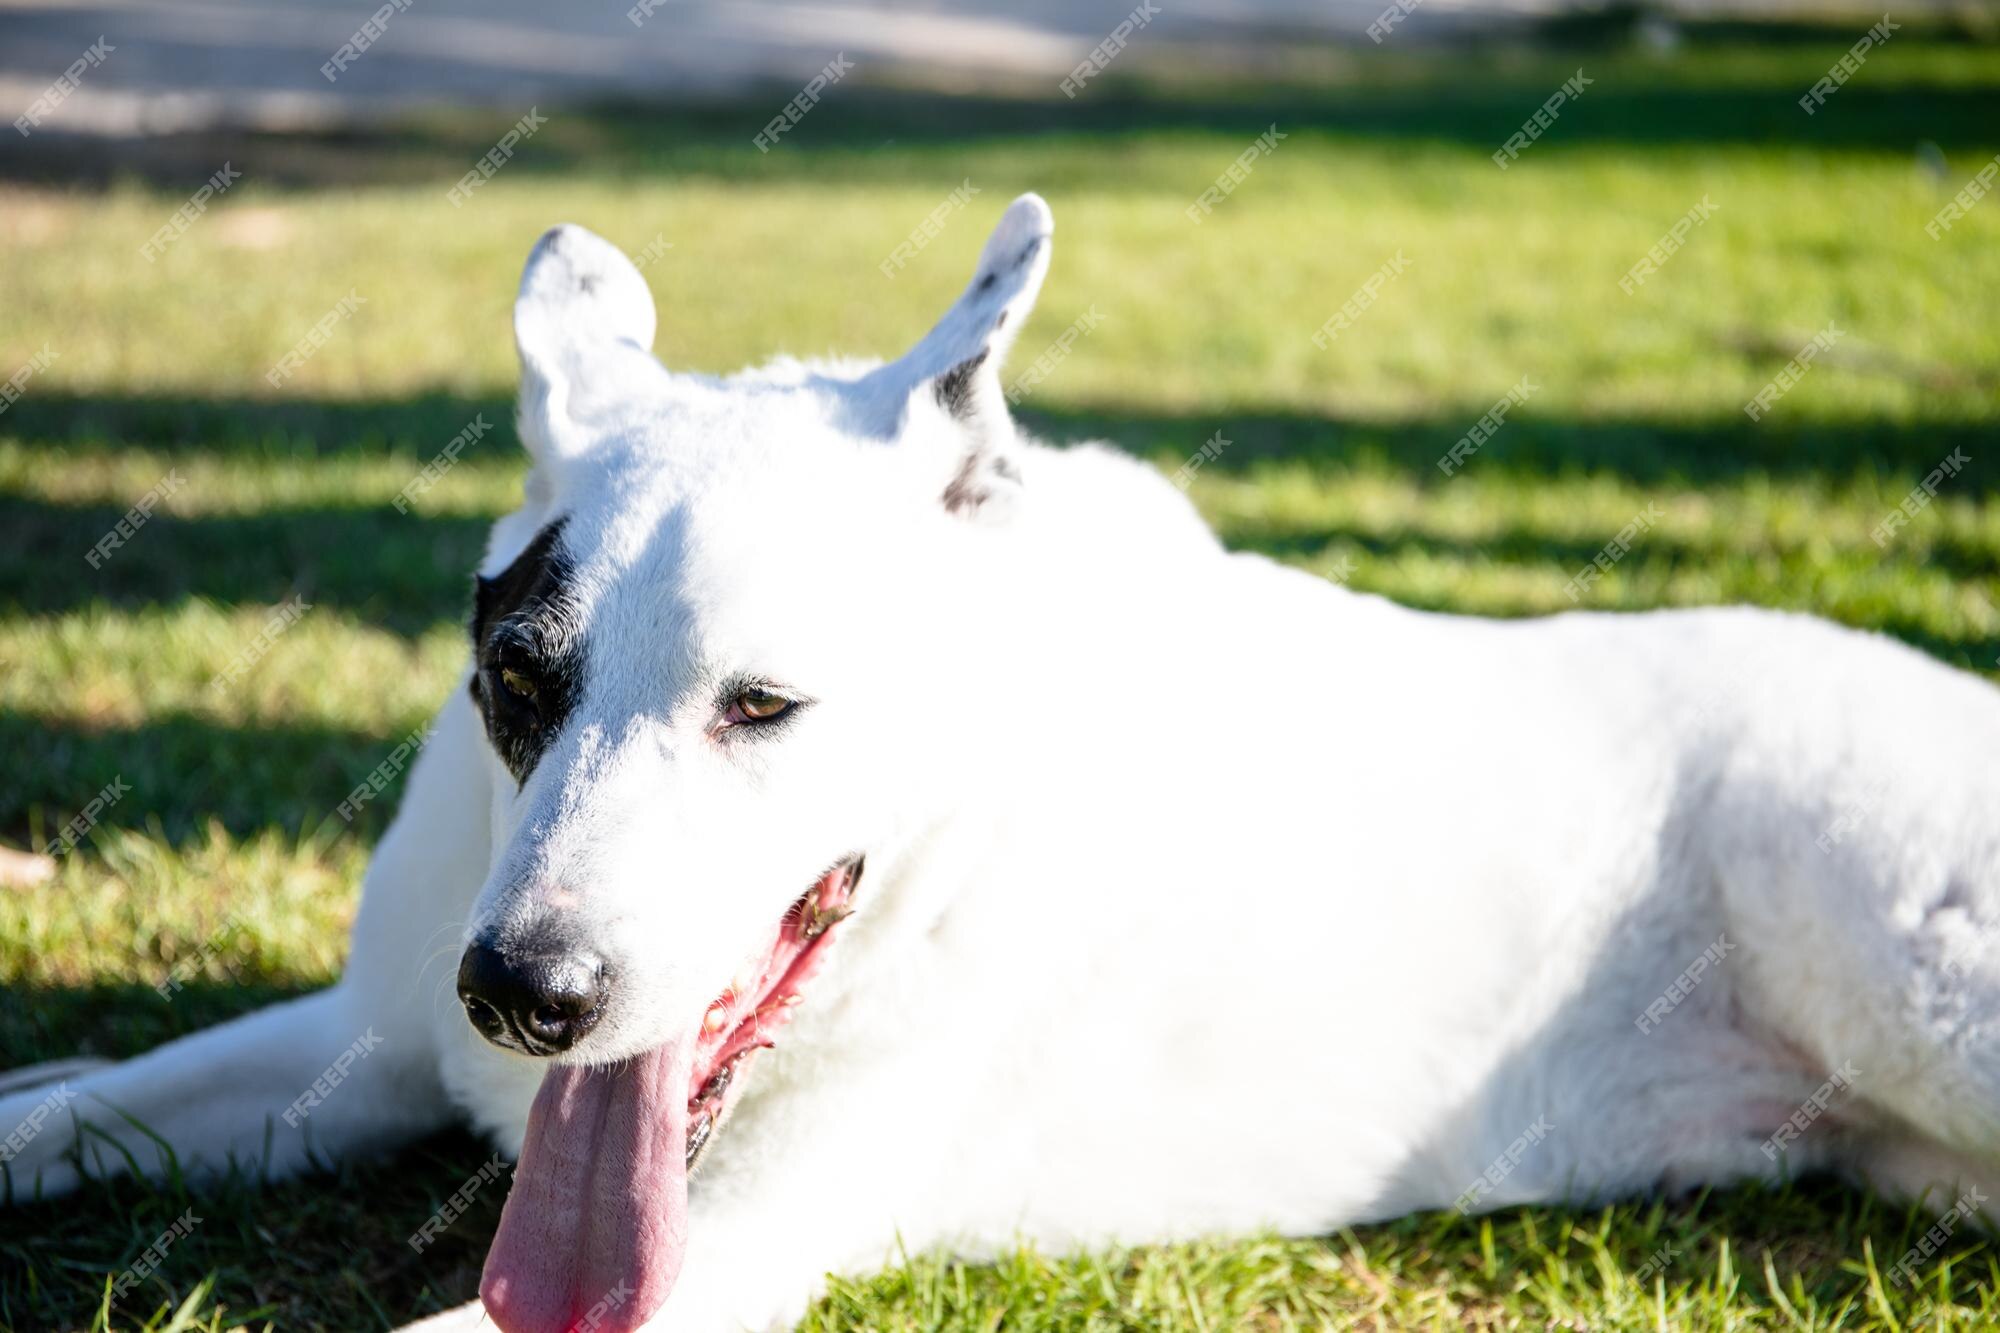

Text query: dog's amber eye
(731, 688), (794, 723)
(499, 668), (538, 702)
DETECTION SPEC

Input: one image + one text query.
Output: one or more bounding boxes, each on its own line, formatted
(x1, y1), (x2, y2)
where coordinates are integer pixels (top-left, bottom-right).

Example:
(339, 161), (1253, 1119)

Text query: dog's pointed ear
(854, 193), (1054, 514)
(513, 224), (664, 463)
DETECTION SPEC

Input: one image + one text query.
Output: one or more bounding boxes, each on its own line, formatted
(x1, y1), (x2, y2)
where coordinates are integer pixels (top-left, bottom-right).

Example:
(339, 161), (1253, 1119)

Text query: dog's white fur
(6, 195), (1999, 1332)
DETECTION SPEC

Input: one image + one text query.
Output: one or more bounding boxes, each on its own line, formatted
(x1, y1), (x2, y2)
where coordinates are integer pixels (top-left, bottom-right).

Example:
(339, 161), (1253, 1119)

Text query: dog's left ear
(513, 224), (666, 466)
(854, 193), (1054, 516)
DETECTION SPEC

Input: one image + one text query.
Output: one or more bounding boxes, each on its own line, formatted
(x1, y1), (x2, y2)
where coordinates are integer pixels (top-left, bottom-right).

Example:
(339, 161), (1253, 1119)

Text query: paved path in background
(0, 0), (1953, 138)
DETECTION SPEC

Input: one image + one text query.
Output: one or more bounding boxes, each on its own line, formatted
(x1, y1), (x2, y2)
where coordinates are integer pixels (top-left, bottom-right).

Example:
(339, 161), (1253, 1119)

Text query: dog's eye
(727, 688), (795, 725)
(499, 668), (538, 703)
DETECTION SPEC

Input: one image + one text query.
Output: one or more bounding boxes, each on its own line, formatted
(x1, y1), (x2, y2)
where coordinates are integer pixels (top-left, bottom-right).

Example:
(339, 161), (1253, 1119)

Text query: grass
(2, 17), (1998, 1330)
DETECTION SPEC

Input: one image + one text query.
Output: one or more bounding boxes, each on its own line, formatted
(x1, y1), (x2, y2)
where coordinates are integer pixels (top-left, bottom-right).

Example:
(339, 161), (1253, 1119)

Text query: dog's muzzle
(457, 940), (607, 1056)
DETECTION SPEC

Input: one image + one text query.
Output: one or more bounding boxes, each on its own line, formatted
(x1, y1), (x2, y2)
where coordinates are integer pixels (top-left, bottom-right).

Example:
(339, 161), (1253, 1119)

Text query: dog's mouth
(480, 855), (864, 1333)
(685, 853), (862, 1169)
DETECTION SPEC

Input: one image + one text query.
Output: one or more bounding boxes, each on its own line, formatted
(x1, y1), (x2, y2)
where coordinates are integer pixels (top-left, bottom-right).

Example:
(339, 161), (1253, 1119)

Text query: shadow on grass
(0, 1103), (499, 1332)
(0, 392), (518, 465)
(1024, 403), (1998, 490)
(0, 494), (492, 638)
(6, 388), (1992, 484)
(0, 978), (314, 1075)
(0, 974), (488, 1330)
(3, 389), (1994, 640)
(0, 710), (426, 850)
(1224, 522), (2000, 666)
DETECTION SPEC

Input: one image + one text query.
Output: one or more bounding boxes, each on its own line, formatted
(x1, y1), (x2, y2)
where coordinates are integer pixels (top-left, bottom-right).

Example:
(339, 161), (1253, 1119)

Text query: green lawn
(2, 21), (1999, 1330)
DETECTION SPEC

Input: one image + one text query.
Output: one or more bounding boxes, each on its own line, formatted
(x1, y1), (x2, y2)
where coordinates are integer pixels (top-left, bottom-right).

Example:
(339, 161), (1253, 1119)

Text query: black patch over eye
(468, 519), (583, 783)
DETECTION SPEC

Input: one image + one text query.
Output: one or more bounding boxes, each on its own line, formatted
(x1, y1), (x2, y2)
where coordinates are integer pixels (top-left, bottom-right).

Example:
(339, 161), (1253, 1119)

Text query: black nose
(456, 941), (606, 1055)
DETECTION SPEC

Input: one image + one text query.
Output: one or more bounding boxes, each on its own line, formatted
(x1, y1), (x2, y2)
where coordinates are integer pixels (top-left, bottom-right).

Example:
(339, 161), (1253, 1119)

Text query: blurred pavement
(0, 0), (1977, 137)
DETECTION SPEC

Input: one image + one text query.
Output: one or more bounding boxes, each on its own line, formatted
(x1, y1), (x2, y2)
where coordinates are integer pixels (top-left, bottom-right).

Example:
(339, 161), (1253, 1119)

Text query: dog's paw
(0, 1077), (88, 1203)
(0, 1056), (109, 1099)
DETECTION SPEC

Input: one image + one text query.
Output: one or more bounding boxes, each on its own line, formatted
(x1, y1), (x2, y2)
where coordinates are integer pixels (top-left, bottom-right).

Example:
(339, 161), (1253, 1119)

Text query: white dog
(5, 195), (1998, 1333)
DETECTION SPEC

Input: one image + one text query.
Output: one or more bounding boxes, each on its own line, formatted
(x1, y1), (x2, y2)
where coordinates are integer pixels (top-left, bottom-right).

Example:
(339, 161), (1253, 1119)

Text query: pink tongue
(482, 1041), (691, 1333)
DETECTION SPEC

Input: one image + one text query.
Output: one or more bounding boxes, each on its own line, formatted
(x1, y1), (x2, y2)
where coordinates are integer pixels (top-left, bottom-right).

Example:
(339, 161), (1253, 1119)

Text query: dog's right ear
(886, 192), (1053, 431)
(846, 194), (1053, 518)
(513, 224), (665, 464)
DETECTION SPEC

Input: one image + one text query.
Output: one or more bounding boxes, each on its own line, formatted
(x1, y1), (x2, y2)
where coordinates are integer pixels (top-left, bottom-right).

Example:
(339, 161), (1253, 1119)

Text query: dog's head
(459, 196), (1056, 1331)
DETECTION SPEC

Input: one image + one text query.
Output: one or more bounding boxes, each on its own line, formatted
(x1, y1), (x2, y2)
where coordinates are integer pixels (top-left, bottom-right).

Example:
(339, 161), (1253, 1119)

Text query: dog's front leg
(0, 982), (451, 1200)
(0, 692), (495, 1202)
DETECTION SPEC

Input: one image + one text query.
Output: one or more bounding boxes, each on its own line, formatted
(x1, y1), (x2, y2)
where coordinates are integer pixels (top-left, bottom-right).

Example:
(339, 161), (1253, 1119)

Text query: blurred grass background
(1, 18), (1998, 1330)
